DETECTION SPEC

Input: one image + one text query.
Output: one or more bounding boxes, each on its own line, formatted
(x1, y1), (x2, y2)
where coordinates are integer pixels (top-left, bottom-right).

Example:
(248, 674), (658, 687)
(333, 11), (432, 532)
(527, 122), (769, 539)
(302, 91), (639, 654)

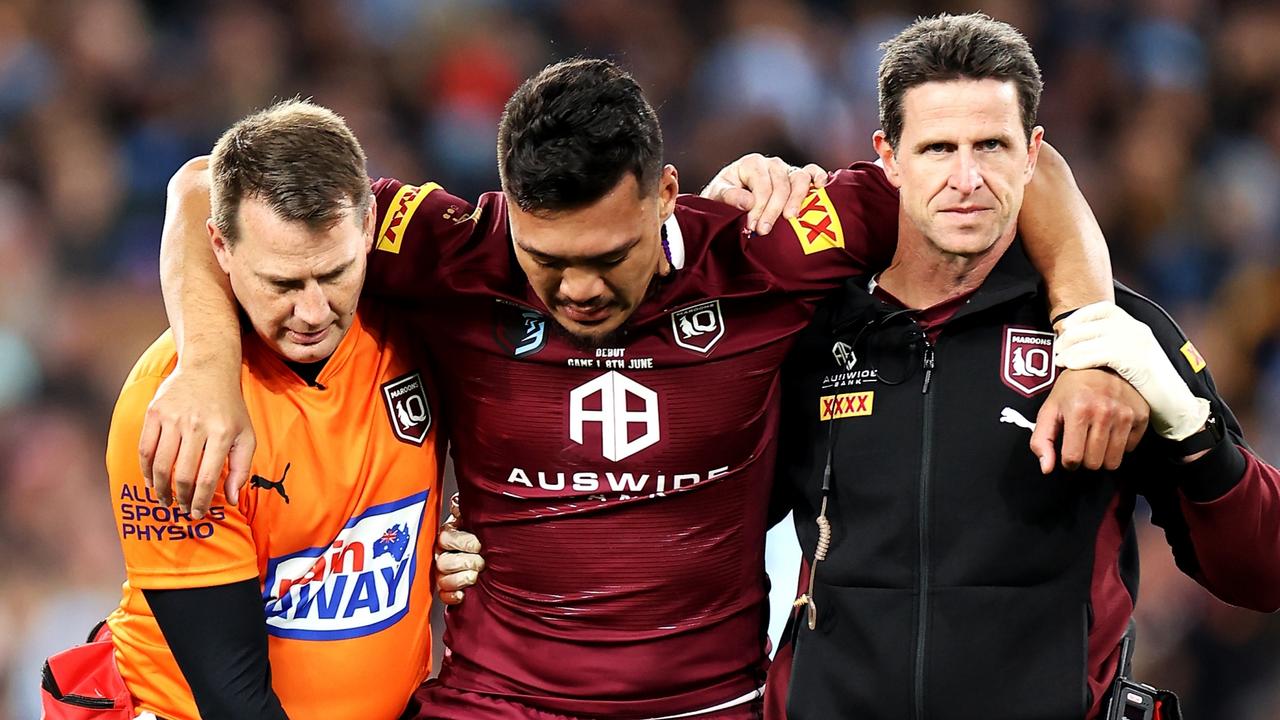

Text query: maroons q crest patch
(1001, 326), (1057, 397)
(671, 300), (725, 354)
(381, 372), (431, 446)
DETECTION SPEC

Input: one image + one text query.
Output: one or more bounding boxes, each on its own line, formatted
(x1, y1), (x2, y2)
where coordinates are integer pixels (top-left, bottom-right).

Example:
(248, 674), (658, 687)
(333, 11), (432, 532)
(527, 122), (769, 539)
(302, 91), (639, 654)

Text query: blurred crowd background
(2, 0), (1279, 717)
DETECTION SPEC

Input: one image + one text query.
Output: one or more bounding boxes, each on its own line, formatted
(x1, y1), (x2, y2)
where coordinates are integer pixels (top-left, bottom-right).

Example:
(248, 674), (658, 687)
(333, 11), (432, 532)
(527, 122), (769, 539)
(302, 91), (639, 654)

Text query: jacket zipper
(914, 341), (935, 720)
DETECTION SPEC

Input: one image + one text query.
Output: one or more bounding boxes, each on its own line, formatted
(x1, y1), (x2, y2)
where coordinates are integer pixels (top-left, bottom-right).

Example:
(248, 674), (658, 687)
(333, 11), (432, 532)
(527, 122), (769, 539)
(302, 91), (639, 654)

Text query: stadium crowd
(1, 0), (1278, 717)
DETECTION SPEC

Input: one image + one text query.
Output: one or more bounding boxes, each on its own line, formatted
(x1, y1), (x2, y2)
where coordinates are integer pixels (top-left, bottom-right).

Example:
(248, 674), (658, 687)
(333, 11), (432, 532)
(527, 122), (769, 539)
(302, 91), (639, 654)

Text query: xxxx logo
(376, 183), (440, 254)
(787, 187), (846, 255)
(819, 391), (874, 421)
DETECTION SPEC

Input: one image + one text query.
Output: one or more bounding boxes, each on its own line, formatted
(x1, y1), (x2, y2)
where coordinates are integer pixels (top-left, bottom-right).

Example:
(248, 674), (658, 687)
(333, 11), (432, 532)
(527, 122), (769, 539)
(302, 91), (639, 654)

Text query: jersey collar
(830, 239), (1043, 333)
(244, 309), (365, 390)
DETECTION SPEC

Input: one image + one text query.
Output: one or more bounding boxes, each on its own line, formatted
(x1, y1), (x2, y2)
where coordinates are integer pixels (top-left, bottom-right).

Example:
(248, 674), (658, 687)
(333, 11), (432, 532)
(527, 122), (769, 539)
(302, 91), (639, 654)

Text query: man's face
(875, 78), (1043, 259)
(211, 196), (375, 363)
(509, 167), (678, 344)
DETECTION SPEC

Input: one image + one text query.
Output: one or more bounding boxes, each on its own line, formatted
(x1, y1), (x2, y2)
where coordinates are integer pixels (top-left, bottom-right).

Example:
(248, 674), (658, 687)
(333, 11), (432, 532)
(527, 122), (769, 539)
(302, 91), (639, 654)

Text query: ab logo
(568, 371), (660, 461)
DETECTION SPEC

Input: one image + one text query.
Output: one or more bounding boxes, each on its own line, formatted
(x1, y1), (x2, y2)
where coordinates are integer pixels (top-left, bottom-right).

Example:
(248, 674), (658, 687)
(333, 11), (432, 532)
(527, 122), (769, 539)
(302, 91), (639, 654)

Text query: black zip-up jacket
(769, 242), (1280, 720)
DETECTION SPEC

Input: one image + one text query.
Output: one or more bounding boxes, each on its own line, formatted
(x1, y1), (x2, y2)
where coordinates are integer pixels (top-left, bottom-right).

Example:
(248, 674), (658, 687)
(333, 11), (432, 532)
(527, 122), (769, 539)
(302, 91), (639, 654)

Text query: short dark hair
(210, 99), (370, 245)
(497, 58), (663, 215)
(878, 13), (1043, 148)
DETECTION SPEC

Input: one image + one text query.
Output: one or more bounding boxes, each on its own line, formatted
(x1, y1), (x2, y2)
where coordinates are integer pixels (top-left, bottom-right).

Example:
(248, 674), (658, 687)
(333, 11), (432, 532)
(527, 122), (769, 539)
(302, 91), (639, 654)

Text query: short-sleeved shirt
(105, 304), (443, 720)
(366, 166), (899, 717)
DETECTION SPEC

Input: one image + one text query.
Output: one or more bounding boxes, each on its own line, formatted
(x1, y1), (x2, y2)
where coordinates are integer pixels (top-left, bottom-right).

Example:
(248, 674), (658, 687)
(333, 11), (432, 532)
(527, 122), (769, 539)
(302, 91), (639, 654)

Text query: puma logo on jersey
(251, 463), (291, 504)
(999, 407), (1036, 432)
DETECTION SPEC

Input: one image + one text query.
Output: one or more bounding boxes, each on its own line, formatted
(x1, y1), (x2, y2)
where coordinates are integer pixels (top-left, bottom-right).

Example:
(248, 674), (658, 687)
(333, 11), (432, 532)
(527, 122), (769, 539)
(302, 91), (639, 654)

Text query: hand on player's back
(138, 360), (256, 518)
(436, 494), (484, 605)
(701, 153), (828, 235)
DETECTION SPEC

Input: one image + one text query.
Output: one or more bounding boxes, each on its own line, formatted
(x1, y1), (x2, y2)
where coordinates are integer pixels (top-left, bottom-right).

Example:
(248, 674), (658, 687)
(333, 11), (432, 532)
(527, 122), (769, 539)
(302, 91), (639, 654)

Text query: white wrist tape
(1055, 301), (1210, 441)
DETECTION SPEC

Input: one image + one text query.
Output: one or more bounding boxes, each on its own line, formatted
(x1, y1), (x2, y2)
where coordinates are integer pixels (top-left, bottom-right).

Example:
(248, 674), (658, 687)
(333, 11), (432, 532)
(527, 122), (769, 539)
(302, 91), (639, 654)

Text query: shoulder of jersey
(371, 177), (494, 248)
(827, 161), (895, 193)
(125, 330), (180, 385)
(1113, 282), (1207, 374)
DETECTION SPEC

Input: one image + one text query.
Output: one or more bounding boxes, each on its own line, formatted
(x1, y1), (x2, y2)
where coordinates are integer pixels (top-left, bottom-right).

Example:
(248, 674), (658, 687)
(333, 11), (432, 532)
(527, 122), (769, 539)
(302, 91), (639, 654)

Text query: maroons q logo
(1001, 326), (1057, 397)
(671, 300), (725, 354)
(381, 372), (431, 446)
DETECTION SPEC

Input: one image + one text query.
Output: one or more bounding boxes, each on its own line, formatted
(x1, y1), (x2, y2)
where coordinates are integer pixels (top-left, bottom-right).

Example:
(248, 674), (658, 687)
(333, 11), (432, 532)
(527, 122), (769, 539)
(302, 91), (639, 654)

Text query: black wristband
(1166, 410), (1224, 458)
(1051, 308), (1080, 327)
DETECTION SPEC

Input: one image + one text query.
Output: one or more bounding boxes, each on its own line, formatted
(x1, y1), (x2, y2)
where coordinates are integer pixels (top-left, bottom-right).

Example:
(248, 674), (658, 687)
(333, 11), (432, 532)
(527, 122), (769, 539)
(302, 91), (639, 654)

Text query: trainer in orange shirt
(102, 100), (442, 720)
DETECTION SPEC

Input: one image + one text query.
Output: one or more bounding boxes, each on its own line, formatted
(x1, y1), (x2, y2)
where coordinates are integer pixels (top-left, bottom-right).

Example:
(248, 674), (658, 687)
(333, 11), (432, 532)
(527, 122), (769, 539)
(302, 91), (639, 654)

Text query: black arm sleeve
(144, 579), (289, 720)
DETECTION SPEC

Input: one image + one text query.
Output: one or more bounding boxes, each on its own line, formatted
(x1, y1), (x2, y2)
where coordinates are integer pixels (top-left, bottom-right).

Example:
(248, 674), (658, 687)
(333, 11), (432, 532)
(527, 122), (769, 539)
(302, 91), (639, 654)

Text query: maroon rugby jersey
(367, 164), (898, 718)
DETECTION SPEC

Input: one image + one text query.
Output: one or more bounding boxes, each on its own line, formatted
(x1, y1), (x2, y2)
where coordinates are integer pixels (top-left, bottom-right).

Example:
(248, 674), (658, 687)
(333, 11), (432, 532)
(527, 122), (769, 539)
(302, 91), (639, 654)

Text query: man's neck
(877, 214), (1015, 310)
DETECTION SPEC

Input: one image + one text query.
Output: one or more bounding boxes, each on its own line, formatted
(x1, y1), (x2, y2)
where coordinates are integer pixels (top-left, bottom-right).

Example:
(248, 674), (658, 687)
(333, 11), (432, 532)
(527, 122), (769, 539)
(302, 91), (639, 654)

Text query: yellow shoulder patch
(1179, 341), (1206, 373)
(786, 187), (846, 255)
(376, 182), (440, 254)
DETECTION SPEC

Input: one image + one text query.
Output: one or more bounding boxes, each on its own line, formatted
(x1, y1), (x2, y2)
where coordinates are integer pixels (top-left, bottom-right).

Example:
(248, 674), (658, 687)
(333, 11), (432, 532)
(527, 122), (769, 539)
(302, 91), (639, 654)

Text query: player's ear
(1024, 126), (1045, 182)
(362, 196), (376, 254)
(209, 219), (233, 274)
(872, 131), (902, 188)
(658, 165), (678, 222)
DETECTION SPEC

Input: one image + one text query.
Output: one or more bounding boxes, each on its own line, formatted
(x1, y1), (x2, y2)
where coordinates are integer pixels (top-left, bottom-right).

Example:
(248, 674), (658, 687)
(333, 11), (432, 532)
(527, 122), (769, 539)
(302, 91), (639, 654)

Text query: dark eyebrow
(516, 236), (642, 265)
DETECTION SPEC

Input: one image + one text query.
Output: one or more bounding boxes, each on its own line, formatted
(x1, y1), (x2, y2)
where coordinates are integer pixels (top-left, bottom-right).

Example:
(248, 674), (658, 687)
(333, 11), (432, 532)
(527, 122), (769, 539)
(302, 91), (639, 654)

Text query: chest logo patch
(1001, 326), (1057, 397)
(494, 306), (548, 358)
(671, 300), (725, 354)
(263, 490), (428, 640)
(819, 391), (874, 421)
(381, 372), (432, 446)
(569, 371), (660, 461)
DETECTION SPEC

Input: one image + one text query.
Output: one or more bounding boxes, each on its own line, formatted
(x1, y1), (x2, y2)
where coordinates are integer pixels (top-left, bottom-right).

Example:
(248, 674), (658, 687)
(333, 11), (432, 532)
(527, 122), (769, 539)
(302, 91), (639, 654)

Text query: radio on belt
(1103, 624), (1183, 720)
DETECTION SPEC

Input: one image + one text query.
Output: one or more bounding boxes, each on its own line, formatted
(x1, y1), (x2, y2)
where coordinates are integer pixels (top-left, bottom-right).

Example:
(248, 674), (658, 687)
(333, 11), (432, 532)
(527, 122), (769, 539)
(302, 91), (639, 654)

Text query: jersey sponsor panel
(117, 483), (229, 542)
(263, 490), (429, 641)
(505, 465), (732, 500)
(818, 391), (874, 421)
(376, 183), (439, 254)
(568, 370), (660, 461)
(787, 187), (846, 255)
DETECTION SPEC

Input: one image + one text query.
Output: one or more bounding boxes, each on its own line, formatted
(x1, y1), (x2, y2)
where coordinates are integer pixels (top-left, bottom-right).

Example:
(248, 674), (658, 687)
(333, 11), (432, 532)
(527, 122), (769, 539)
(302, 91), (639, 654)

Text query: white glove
(1055, 301), (1210, 441)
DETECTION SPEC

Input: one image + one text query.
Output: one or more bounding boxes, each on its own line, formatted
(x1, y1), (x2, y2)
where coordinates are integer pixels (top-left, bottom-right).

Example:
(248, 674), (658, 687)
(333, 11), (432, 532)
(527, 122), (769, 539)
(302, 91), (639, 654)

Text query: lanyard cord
(794, 418), (836, 630)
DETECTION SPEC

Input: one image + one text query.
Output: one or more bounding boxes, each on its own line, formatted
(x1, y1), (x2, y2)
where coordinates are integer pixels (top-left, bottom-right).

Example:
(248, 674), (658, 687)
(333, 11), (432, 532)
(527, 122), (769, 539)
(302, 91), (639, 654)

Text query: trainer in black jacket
(770, 243), (1280, 719)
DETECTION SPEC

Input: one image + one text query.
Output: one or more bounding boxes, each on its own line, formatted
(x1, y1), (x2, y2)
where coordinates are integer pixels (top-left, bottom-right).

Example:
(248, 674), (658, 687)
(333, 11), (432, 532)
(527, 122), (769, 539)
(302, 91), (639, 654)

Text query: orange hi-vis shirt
(104, 304), (442, 720)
